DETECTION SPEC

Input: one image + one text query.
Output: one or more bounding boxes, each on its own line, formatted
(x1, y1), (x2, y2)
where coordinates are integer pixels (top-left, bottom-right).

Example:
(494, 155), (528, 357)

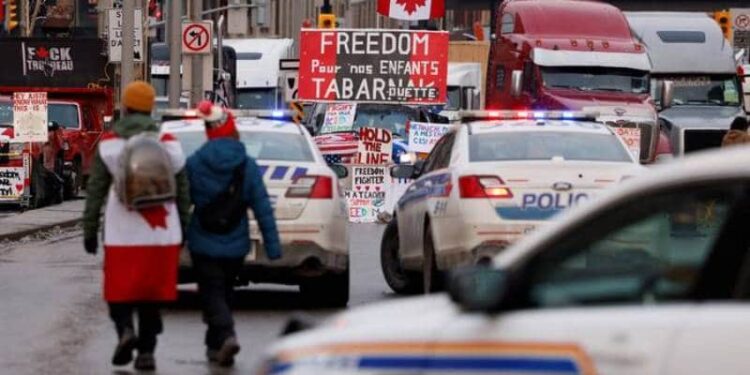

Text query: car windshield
(236, 88), (277, 110)
(541, 67), (650, 94)
(653, 75), (741, 106)
(470, 131), (632, 162)
(48, 104), (79, 128)
(174, 130), (314, 162)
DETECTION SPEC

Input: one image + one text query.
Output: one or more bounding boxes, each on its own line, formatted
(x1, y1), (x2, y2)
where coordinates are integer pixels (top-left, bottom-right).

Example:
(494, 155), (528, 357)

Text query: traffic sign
(107, 8), (144, 63)
(732, 9), (750, 64)
(182, 21), (212, 55)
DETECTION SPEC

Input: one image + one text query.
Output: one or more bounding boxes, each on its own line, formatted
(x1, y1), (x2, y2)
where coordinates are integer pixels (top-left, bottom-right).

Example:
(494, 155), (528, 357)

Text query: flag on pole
(377, 0), (445, 21)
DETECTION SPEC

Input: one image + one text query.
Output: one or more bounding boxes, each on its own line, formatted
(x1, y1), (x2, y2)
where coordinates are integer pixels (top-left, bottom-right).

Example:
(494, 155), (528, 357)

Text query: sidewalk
(0, 199), (84, 241)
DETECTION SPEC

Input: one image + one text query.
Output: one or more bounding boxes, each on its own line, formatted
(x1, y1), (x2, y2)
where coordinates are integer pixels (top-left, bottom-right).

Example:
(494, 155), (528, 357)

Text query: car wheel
(300, 268), (349, 308)
(381, 219), (422, 294)
(63, 159), (81, 199)
(423, 222), (444, 294)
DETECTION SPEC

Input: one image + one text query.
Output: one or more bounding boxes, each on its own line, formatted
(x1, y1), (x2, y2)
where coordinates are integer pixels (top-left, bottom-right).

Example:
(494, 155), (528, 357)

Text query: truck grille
(603, 121), (656, 162)
(683, 129), (727, 154)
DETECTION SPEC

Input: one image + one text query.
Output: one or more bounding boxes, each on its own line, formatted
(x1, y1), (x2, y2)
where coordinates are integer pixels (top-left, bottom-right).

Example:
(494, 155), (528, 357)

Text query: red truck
(0, 38), (114, 207)
(487, 0), (665, 163)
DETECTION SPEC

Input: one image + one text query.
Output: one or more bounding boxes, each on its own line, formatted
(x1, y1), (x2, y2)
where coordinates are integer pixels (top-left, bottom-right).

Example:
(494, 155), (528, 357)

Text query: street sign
(732, 9), (750, 64)
(181, 21), (212, 55)
(107, 8), (144, 63)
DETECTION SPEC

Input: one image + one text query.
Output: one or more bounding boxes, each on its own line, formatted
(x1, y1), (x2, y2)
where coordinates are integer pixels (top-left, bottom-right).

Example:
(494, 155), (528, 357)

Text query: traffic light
(318, 13), (336, 29)
(714, 10), (732, 42)
(5, 0), (19, 33)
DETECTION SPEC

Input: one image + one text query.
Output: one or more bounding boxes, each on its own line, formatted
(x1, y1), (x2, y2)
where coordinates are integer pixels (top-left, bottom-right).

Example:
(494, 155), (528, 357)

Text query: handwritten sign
(13, 92), (48, 143)
(320, 103), (357, 133)
(0, 168), (25, 200)
(354, 127), (392, 165)
(346, 165), (389, 223)
(407, 122), (452, 153)
(613, 127), (641, 160)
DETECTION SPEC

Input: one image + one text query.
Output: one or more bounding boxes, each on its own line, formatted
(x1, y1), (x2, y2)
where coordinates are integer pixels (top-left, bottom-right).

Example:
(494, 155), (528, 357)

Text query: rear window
(470, 132), (632, 162)
(174, 130), (314, 162)
(657, 31), (706, 43)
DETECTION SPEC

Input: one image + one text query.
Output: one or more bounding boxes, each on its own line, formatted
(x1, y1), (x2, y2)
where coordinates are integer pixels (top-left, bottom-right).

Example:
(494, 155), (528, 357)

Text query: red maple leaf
(396, 0), (426, 15)
(36, 47), (50, 59)
(138, 205), (169, 230)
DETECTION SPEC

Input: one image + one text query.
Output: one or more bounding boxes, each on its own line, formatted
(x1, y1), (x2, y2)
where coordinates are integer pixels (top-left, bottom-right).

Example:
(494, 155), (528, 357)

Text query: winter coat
(186, 138), (281, 259)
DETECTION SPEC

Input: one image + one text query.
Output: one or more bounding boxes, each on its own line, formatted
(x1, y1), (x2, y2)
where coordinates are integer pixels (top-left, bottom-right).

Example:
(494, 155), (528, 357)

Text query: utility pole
(168, 0), (182, 107)
(190, 0), (203, 106)
(121, 0), (135, 111)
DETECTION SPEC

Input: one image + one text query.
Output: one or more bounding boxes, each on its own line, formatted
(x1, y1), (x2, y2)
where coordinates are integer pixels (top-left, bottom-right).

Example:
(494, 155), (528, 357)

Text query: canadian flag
(377, 0), (445, 21)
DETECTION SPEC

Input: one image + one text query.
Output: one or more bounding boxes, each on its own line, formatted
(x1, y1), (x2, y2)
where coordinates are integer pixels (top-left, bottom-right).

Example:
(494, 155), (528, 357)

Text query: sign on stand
(346, 165), (390, 223)
(107, 8), (144, 63)
(732, 9), (750, 64)
(182, 21), (213, 55)
(13, 92), (48, 143)
(299, 29), (449, 104)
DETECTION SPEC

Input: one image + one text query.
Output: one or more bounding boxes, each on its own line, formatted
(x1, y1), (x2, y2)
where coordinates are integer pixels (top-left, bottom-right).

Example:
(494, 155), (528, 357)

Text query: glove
(84, 236), (98, 255)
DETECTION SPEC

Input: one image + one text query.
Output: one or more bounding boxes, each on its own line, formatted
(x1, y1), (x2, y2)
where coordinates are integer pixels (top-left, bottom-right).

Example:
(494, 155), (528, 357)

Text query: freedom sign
(299, 29), (449, 104)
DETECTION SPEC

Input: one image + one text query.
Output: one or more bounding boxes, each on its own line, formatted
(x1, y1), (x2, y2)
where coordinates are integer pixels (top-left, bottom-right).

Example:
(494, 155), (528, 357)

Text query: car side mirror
(390, 164), (416, 179)
(661, 80), (674, 109)
(329, 164), (348, 179)
(448, 266), (508, 312)
(510, 70), (523, 98)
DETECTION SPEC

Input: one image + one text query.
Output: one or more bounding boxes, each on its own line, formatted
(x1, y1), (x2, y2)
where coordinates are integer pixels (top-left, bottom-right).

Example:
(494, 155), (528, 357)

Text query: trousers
(108, 303), (163, 353)
(191, 253), (244, 350)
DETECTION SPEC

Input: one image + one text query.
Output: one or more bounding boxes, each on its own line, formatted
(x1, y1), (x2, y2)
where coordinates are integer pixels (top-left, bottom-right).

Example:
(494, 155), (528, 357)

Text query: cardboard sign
(346, 165), (389, 223)
(13, 92), (48, 143)
(407, 122), (452, 153)
(320, 103), (357, 133)
(0, 168), (25, 200)
(299, 29), (449, 104)
(354, 127), (392, 165)
(613, 127), (641, 160)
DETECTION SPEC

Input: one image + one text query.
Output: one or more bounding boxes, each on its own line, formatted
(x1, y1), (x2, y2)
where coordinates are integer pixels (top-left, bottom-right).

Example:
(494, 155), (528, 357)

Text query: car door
(398, 132), (456, 269)
(436, 180), (750, 375)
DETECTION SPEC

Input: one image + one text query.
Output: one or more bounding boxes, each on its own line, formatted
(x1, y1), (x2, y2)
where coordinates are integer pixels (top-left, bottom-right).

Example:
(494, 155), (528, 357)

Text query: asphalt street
(0, 223), (392, 375)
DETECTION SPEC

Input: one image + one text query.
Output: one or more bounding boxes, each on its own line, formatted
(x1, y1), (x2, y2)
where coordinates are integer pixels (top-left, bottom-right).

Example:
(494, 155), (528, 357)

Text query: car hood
(660, 106), (745, 129)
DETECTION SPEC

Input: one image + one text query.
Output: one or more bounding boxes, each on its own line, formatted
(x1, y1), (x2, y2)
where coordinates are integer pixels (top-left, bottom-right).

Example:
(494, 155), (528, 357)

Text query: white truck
(222, 38), (294, 110)
(440, 62), (483, 122)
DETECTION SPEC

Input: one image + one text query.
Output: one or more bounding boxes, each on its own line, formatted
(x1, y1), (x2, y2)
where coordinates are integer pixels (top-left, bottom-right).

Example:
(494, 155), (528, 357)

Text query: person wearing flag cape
(82, 81), (191, 371)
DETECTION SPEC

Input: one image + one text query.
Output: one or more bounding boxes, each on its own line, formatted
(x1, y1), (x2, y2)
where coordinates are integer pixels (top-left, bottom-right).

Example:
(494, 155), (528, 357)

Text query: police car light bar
(230, 109), (294, 120)
(458, 110), (600, 122)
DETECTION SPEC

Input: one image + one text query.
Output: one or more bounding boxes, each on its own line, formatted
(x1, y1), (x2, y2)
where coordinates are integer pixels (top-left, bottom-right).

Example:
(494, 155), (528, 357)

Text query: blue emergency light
(458, 110), (599, 122)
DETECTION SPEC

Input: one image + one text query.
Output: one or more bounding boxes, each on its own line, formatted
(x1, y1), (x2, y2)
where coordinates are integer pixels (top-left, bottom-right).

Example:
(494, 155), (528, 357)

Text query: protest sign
(299, 29), (449, 104)
(354, 127), (392, 165)
(320, 103), (357, 133)
(612, 127), (641, 160)
(13, 92), (48, 143)
(407, 122), (452, 153)
(0, 168), (25, 200)
(346, 165), (389, 223)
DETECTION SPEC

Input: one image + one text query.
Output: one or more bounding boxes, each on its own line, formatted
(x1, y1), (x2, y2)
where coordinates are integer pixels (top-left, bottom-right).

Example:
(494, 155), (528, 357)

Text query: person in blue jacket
(186, 101), (281, 367)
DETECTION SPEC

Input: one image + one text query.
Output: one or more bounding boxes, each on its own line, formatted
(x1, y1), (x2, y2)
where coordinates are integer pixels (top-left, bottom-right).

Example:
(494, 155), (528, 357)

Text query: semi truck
(0, 38), (114, 207)
(627, 12), (747, 155)
(487, 0), (662, 163)
(223, 38), (294, 110)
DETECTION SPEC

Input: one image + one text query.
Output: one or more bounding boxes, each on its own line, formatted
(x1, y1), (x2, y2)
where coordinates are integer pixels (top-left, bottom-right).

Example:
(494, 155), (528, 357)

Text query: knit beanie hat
(122, 81), (156, 113)
(196, 100), (238, 140)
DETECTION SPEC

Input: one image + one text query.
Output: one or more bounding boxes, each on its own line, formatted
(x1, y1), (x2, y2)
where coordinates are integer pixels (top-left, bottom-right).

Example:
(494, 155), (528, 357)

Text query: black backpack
(196, 161), (247, 234)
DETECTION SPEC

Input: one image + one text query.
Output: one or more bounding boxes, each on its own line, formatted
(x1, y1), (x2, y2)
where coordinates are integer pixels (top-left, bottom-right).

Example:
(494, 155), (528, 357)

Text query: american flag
(314, 133), (359, 165)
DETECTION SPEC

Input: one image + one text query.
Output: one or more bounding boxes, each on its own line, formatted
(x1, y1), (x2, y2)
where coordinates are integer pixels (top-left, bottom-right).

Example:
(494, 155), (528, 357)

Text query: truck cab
(627, 12), (747, 155)
(223, 38), (294, 110)
(488, 0), (660, 163)
(441, 62), (483, 122)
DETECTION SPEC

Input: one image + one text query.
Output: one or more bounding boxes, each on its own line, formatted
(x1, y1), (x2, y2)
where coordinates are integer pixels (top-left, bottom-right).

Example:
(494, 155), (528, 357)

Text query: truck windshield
(541, 67), (649, 94)
(49, 104), (80, 129)
(445, 86), (461, 111)
(653, 75), (741, 106)
(152, 76), (169, 97)
(237, 88), (276, 110)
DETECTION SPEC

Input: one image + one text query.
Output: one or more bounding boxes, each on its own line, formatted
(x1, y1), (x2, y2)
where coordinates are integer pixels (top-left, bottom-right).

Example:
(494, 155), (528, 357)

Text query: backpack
(196, 161), (247, 234)
(117, 132), (176, 209)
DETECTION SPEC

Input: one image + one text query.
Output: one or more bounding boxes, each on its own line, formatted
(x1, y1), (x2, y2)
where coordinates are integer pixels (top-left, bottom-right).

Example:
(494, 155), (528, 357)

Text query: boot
(216, 336), (241, 367)
(111, 328), (137, 366)
(134, 352), (156, 371)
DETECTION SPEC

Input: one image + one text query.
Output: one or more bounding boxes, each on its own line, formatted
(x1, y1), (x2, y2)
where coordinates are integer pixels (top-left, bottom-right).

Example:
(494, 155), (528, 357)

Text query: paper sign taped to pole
(407, 122), (452, 153)
(13, 92), (48, 143)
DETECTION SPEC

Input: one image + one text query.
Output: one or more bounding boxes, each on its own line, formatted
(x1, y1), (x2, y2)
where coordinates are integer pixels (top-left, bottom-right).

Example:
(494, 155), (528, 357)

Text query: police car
(383, 111), (644, 294)
(259, 145), (750, 375)
(160, 113), (350, 306)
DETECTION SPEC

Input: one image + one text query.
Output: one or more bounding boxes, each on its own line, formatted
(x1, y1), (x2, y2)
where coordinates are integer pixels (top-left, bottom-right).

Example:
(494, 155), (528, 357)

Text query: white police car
(259, 145), (750, 375)
(383, 112), (644, 294)
(161, 113), (350, 306)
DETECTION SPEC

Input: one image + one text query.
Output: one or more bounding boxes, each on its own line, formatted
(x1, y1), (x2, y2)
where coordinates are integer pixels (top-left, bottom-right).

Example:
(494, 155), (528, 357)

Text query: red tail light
(459, 176), (514, 199)
(654, 130), (673, 162)
(286, 176), (333, 199)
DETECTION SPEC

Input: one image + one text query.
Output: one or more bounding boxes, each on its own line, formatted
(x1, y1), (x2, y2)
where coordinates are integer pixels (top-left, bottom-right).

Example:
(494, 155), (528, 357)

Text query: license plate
(521, 192), (590, 210)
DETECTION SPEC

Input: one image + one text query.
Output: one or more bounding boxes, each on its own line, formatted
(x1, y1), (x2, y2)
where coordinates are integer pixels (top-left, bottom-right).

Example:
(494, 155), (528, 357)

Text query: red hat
(196, 100), (238, 140)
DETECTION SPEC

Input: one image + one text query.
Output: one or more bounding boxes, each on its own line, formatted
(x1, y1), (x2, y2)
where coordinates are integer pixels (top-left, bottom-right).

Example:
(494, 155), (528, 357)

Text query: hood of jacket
(114, 113), (159, 138)
(192, 138), (247, 174)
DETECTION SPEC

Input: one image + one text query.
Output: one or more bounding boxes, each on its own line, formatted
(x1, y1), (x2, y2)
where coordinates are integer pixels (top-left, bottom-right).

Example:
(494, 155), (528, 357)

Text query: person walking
(186, 101), (281, 367)
(83, 81), (191, 371)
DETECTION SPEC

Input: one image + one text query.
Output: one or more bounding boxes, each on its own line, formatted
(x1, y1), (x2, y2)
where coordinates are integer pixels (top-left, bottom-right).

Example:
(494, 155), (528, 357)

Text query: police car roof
(160, 117), (303, 135)
(468, 120), (614, 135)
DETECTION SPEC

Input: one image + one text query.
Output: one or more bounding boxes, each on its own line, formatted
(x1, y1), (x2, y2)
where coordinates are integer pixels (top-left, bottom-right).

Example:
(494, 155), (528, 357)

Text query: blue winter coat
(186, 138), (281, 259)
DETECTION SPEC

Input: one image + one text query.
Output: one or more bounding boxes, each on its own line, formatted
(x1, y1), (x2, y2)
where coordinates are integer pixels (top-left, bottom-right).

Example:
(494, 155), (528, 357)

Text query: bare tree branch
(27, 0), (45, 37)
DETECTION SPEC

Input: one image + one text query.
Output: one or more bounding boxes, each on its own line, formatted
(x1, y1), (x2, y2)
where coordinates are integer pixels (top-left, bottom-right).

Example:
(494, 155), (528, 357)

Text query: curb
(0, 217), (82, 242)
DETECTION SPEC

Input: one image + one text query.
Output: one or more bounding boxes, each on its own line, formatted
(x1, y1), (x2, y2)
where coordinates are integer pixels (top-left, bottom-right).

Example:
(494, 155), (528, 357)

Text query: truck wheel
(423, 222), (444, 294)
(381, 219), (422, 295)
(300, 269), (349, 308)
(64, 159), (81, 199)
